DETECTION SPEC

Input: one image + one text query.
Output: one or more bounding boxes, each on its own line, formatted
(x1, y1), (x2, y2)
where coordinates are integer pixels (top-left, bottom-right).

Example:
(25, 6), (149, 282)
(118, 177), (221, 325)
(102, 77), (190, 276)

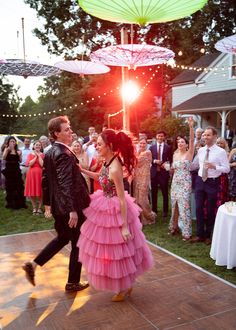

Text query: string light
(1, 62), (234, 119)
(1, 86), (120, 118)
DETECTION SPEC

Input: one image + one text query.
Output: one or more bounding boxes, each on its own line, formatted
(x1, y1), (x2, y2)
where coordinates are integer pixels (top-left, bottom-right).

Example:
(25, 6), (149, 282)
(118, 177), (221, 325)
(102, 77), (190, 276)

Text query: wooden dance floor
(0, 230), (236, 329)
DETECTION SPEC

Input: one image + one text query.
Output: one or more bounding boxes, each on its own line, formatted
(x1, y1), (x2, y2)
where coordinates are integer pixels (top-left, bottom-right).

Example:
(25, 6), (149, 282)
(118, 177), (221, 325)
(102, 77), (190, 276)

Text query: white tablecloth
(210, 204), (236, 269)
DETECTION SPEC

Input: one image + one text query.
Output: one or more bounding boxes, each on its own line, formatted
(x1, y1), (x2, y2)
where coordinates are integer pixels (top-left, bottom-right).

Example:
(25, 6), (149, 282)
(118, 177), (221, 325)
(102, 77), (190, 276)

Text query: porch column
(221, 110), (226, 137)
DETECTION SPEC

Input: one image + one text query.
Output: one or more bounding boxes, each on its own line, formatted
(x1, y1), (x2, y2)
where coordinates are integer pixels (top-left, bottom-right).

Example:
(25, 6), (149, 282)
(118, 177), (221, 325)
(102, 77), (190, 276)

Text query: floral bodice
(172, 159), (191, 171)
(99, 158), (117, 198)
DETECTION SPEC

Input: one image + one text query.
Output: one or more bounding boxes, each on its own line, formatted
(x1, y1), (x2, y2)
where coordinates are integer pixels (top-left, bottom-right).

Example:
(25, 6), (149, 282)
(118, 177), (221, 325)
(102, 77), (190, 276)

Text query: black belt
(201, 177), (219, 181)
(21, 165), (28, 167)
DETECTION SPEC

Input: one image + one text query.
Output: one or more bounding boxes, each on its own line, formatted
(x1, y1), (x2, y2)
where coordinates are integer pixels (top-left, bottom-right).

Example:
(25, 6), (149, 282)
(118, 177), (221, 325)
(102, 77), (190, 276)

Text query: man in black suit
(150, 130), (172, 218)
(23, 116), (90, 292)
(224, 125), (234, 149)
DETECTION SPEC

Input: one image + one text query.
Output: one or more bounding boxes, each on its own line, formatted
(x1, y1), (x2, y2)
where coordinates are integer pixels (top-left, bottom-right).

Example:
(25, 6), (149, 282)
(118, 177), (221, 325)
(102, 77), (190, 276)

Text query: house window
(231, 54), (236, 78)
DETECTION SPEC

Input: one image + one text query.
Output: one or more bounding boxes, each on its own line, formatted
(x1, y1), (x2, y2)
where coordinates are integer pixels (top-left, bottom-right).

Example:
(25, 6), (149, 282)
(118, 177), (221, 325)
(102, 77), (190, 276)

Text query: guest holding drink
(169, 117), (194, 241)
(191, 127), (230, 245)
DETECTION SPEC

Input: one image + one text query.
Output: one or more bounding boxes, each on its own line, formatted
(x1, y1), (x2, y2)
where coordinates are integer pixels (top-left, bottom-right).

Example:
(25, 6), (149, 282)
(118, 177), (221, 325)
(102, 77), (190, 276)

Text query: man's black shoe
(65, 281), (89, 292)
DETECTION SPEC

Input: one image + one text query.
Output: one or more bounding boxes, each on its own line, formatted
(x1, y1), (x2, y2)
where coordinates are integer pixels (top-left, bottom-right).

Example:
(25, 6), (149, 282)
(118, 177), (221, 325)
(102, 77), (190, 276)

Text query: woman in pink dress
(24, 140), (44, 214)
(78, 129), (153, 302)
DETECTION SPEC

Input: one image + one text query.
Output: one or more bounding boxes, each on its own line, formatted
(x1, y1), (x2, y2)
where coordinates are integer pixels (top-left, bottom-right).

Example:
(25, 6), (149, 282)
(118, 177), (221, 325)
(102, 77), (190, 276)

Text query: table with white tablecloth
(210, 203), (236, 269)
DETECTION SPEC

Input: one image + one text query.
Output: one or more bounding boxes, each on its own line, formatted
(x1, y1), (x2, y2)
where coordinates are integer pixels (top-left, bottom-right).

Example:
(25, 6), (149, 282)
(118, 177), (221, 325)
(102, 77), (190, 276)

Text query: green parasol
(78, 0), (208, 26)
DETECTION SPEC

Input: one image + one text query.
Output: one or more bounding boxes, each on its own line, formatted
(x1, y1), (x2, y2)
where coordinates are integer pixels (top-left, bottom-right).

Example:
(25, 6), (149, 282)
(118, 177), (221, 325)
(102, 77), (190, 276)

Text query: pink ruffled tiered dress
(78, 157), (153, 293)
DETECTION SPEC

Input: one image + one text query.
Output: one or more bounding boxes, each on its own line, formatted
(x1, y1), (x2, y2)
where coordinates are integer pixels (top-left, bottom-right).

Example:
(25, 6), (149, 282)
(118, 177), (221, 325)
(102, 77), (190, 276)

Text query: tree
(140, 115), (189, 140)
(0, 77), (20, 134)
(22, 0), (236, 134)
(25, 0), (236, 63)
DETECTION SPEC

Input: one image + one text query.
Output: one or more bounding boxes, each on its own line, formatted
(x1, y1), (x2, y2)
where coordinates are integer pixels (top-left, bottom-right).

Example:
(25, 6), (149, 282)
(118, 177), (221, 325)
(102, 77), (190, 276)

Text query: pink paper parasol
(54, 60), (110, 76)
(90, 44), (174, 69)
(0, 59), (60, 79)
(215, 34), (236, 54)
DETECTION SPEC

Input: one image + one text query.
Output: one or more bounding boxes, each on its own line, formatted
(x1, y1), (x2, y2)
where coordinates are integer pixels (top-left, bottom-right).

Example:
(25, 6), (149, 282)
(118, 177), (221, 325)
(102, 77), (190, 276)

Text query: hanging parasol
(54, 60), (110, 76)
(215, 34), (236, 54)
(0, 59), (60, 79)
(78, 0), (208, 26)
(0, 18), (60, 79)
(90, 44), (175, 69)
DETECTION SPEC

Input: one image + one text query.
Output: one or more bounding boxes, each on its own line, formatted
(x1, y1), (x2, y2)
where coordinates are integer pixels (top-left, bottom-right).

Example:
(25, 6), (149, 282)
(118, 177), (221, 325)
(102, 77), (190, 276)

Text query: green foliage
(0, 77), (20, 133)
(24, 0), (236, 64)
(18, 0), (236, 135)
(0, 191), (53, 235)
(143, 220), (236, 285)
(140, 115), (188, 139)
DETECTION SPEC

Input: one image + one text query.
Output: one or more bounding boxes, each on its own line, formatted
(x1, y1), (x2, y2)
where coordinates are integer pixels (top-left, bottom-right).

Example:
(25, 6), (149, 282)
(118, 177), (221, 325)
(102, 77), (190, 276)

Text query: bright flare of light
(121, 81), (140, 104)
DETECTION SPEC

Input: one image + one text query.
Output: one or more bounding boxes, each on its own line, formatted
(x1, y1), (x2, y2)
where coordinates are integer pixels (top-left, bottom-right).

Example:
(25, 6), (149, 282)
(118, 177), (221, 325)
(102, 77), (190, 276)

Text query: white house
(170, 52), (236, 138)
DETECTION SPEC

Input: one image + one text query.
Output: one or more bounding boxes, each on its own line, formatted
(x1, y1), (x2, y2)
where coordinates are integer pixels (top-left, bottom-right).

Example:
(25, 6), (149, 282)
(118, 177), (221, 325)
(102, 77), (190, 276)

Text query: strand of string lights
(1, 63), (234, 119)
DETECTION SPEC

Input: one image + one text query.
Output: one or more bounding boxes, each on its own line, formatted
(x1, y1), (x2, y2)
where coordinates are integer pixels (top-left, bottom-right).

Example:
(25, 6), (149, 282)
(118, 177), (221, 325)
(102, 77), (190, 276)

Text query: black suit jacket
(150, 143), (172, 179)
(42, 142), (90, 216)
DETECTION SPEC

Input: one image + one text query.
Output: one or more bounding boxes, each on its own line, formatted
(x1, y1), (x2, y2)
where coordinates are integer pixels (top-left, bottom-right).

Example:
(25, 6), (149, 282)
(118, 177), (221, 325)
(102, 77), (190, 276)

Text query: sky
(0, 0), (58, 102)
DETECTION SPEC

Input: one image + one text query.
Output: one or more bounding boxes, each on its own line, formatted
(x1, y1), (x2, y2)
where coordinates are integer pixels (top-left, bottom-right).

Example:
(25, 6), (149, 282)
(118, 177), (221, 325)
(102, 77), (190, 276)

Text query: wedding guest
(39, 135), (50, 152)
(20, 137), (31, 181)
(169, 117), (194, 241)
(215, 137), (229, 207)
(190, 140), (205, 221)
(224, 125), (234, 149)
(194, 127), (204, 145)
(89, 154), (104, 191)
(0, 136), (8, 189)
(78, 129), (153, 302)
(228, 147), (236, 201)
(24, 140), (44, 215)
(2, 136), (27, 209)
(150, 131), (172, 218)
(191, 126), (230, 245)
(133, 138), (156, 225)
(83, 126), (96, 144)
(71, 140), (90, 191)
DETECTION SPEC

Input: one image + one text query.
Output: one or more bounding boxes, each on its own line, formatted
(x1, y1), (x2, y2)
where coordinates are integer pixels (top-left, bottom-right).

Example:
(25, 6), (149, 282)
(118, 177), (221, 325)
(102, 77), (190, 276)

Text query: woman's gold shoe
(111, 288), (133, 302)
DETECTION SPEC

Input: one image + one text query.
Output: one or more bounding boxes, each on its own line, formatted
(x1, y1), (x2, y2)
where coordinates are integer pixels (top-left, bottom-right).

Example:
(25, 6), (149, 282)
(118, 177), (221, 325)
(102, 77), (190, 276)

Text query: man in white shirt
(83, 126), (96, 144)
(20, 138), (31, 181)
(191, 126), (230, 245)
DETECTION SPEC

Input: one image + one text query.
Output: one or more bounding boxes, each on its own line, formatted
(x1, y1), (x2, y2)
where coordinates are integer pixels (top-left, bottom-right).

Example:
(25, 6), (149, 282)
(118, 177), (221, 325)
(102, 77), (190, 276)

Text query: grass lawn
(0, 190), (235, 285)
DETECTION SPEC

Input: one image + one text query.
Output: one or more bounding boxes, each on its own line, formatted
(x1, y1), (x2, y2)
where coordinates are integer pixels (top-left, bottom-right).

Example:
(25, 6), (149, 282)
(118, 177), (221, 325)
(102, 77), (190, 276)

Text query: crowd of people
(0, 116), (236, 299)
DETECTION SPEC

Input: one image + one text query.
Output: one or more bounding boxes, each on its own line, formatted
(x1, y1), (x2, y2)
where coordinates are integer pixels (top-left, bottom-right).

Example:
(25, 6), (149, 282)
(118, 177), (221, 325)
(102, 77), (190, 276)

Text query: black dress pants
(195, 176), (218, 239)
(34, 213), (83, 284)
(151, 172), (169, 214)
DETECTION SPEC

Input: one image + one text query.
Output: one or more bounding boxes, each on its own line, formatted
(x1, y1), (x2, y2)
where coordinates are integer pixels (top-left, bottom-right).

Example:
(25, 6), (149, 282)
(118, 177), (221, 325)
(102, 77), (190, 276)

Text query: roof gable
(172, 89), (236, 113)
(170, 52), (222, 85)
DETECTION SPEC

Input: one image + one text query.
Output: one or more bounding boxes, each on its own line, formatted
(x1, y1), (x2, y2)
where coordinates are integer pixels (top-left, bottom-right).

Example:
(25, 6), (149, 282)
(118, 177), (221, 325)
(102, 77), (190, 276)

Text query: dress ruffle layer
(78, 190), (153, 292)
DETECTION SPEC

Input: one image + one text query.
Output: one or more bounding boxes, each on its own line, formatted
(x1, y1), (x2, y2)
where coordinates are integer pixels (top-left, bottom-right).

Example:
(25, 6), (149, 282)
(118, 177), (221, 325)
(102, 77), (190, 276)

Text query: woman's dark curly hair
(6, 136), (18, 151)
(100, 129), (136, 175)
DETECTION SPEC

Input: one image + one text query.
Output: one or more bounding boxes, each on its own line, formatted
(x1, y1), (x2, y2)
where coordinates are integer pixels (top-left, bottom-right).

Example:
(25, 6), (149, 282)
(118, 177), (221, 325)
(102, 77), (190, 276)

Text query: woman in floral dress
(169, 118), (194, 241)
(133, 138), (156, 225)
